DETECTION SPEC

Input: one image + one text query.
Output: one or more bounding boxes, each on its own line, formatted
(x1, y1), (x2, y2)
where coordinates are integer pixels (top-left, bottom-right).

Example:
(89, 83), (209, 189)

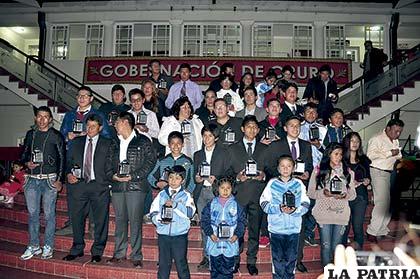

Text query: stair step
(0, 265), (67, 279)
(0, 240), (323, 278)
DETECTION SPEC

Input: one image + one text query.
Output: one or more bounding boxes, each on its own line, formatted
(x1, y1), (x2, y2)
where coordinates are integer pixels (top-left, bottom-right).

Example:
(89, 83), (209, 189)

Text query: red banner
(84, 57), (352, 86)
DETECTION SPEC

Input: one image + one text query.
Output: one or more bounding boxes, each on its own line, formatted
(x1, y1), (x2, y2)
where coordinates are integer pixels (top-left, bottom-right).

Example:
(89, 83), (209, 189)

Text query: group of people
(13, 51), (403, 279)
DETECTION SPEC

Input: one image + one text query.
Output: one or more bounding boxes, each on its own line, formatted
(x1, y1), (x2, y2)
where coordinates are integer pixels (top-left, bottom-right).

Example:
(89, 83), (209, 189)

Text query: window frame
(50, 24), (70, 60)
(85, 24), (104, 57)
(252, 24), (273, 57)
(292, 24), (314, 58)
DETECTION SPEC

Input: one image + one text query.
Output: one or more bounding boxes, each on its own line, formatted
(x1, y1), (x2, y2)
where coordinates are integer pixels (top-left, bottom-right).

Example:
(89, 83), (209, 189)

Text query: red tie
(84, 138), (93, 182)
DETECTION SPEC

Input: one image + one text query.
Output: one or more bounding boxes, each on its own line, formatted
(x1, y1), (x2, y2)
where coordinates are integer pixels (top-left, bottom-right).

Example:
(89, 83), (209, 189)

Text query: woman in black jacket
(342, 132), (371, 250)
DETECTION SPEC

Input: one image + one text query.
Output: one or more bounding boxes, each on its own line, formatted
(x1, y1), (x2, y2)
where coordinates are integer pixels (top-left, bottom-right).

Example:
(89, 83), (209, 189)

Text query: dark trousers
(237, 200), (262, 265)
(68, 181), (110, 256)
(157, 233), (190, 279)
(260, 213), (269, 237)
(303, 198), (316, 239)
(342, 195), (368, 250)
(112, 191), (146, 260)
(210, 254), (235, 279)
(270, 233), (299, 279)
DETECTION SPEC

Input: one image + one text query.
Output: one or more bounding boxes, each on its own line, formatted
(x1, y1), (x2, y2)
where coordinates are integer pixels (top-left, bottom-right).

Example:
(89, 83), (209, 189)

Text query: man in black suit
(280, 82), (304, 125)
(361, 40), (388, 82)
(228, 115), (267, 276)
(194, 123), (231, 270)
(63, 114), (114, 263)
(303, 64), (338, 123)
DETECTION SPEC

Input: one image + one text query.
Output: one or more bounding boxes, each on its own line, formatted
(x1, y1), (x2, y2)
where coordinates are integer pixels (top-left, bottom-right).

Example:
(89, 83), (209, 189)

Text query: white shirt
(284, 101), (297, 114)
(367, 130), (402, 171)
(128, 108), (160, 140)
(216, 89), (244, 117)
(169, 185), (182, 196)
(118, 130), (136, 162)
(83, 134), (99, 180)
(203, 145), (215, 187)
(77, 105), (92, 114)
(323, 78), (330, 100)
(245, 107), (256, 116)
(287, 136), (300, 159)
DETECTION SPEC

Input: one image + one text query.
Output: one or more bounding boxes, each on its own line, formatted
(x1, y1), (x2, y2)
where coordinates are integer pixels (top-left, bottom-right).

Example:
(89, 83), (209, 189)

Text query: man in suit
(258, 98), (286, 143)
(210, 98), (243, 146)
(194, 123), (231, 270)
(303, 65), (338, 123)
(361, 40), (388, 82)
(63, 114), (114, 263)
(236, 86), (267, 122)
(228, 115), (267, 276)
(280, 82), (304, 125)
(266, 115), (313, 273)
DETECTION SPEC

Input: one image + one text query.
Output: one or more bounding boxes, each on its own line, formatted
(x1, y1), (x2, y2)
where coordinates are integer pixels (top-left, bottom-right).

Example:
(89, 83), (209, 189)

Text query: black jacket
(280, 103), (304, 124)
(257, 117), (286, 142)
(303, 77), (338, 121)
(21, 127), (66, 182)
(112, 131), (157, 192)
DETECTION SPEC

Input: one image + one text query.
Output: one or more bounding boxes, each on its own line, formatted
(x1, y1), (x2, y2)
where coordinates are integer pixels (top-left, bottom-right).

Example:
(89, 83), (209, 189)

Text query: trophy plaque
(181, 120), (192, 135)
(199, 161), (211, 178)
(294, 158), (305, 175)
(118, 160), (130, 177)
(330, 175), (344, 195)
(158, 79), (167, 89)
(208, 113), (216, 122)
(265, 126), (276, 141)
(31, 148), (43, 164)
(108, 110), (119, 126)
(161, 204), (173, 222)
(160, 167), (170, 182)
(309, 126), (320, 141)
(224, 127), (235, 144)
(245, 159), (258, 177)
(71, 164), (82, 179)
(224, 93), (232, 106)
(73, 119), (84, 134)
(217, 222), (231, 239)
(342, 125), (351, 138)
(283, 190), (296, 208)
(137, 111), (147, 125)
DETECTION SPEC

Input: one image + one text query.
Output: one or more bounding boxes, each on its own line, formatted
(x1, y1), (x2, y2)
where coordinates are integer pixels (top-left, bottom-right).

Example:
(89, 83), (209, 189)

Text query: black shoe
(132, 260), (143, 268)
(247, 264), (258, 276)
(62, 253), (83, 261)
(197, 257), (209, 270)
(91, 255), (101, 263)
(233, 263), (240, 274)
(296, 262), (308, 273)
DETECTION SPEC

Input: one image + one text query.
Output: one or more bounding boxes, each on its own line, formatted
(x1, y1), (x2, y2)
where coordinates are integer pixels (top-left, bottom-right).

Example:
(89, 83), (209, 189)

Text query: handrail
(0, 38), (108, 104)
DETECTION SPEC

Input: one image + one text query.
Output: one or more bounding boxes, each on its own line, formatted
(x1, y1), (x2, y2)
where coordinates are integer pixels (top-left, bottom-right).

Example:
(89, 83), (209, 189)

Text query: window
(51, 25), (69, 60)
(86, 24), (104, 57)
(365, 25), (384, 48)
(325, 25), (346, 58)
(183, 24), (241, 56)
(152, 24), (170, 56)
(293, 25), (312, 57)
(253, 25), (272, 57)
(115, 24), (133, 56)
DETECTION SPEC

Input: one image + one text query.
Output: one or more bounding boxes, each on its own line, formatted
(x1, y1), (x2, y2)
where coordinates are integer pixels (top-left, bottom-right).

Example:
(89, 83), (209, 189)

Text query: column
(240, 20), (254, 57)
(101, 20), (114, 57)
(170, 19), (183, 57)
(313, 21), (327, 58)
(383, 21), (391, 58)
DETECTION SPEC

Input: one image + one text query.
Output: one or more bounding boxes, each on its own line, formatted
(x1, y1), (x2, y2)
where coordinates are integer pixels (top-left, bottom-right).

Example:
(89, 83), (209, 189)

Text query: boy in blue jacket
(150, 165), (195, 279)
(260, 155), (310, 279)
(201, 177), (246, 279)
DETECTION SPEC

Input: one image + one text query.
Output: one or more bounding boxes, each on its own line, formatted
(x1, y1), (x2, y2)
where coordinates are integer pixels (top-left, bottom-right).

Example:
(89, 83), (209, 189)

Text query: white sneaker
(20, 246), (42, 260)
(41, 245), (53, 259)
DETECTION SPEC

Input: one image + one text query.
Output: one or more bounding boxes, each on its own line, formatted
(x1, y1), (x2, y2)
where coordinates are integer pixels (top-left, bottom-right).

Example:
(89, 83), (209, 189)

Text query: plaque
(161, 204), (173, 222)
(118, 160), (130, 177)
(181, 120), (192, 135)
(208, 113), (216, 122)
(108, 110), (119, 126)
(158, 79), (167, 89)
(330, 175), (344, 195)
(31, 148), (43, 164)
(245, 159), (258, 177)
(217, 222), (231, 239)
(73, 119), (84, 133)
(342, 125), (351, 138)
(224, 127), (235, 144)
(294, 158), (305, 175)
(265, 126), (276, 141)
(199, 161), (211, 178)
(71, 164), (82, 179)
(283, 190), (296, 208)
(160, 167), (170, 182)
(224, 93), (232, 106)
(309, 126), (320, 141)
(136, 111), (147, 125)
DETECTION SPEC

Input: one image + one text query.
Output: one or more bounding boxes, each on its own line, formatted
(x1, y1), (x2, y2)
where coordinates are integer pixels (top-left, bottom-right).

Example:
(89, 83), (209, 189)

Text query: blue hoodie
(260, 177), (310, 235)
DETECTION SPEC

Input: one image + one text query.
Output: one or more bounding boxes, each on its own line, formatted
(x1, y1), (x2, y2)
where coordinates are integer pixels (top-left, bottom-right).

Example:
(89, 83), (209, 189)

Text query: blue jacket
(260, 177), (310, 235)
(147, 154), (196, 193)
(323, 124), (352, 146)
(200, 196), (246, 258)
(150, 186), (196, 236)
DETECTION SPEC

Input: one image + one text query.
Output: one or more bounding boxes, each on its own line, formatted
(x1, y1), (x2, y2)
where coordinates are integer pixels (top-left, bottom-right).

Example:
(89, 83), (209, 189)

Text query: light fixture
(12, 27), (25, 33)
(370, 25), (381, 31)
(346, 51), (352, 55)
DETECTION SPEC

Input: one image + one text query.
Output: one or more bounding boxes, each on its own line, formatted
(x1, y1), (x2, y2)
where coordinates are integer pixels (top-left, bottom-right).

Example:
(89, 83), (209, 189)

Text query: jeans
(342, 195), (368, 250)
(24, 177), (58, 248)
(319, 224), (346, 267)
(270, 233), (299, 279)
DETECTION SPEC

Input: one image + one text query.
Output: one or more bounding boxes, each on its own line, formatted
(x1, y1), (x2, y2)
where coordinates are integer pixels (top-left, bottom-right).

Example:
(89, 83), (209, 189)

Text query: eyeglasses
(77, 94), (92, 99)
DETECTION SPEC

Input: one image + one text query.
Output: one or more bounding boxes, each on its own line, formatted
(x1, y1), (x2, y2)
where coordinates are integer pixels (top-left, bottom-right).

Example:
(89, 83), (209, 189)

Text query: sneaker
(304, 237), (318, 247)
(20, 246), (42, 260)
(258, 236), (270, 248)
(143, 214), (152, 224)
(41, 245), (53, 259)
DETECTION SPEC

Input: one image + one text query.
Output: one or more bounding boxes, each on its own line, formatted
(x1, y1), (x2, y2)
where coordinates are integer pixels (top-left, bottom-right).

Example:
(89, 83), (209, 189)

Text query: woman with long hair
(195, 89), (217, 125)
(307, 143), (356, 266)
(237, 72), (255, 98)
(342, 132), (371, 250)
(142, 79), (168, 125)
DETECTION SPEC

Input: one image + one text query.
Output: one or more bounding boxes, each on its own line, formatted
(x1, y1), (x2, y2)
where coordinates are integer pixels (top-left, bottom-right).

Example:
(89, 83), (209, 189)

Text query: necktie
(292, 106), (296, 115)
(247, 142), (253, 157)
(170, 190), (176, 198)
(291, 141), (297, 160)
(180, 81), (186, 97)
(77, 110), (86, 121)
(84, 138), (93, 182)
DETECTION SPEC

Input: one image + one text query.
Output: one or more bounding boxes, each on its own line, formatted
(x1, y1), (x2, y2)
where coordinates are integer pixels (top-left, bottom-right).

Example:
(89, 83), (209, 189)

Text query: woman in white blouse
(216, 74), (244, 117)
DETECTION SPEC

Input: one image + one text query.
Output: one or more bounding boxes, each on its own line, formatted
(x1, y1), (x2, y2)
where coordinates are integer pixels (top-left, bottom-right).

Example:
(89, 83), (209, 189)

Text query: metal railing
(336, 43), (420, 118)
(0, 38), (107, 111)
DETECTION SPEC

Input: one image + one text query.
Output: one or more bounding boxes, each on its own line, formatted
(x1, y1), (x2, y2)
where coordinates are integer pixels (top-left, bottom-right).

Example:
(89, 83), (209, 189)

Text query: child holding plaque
(201, 177), (246, 279)
(307, 143), (356, 267)
(260, 155), (310, 279)
(149, 165), (196, 279)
